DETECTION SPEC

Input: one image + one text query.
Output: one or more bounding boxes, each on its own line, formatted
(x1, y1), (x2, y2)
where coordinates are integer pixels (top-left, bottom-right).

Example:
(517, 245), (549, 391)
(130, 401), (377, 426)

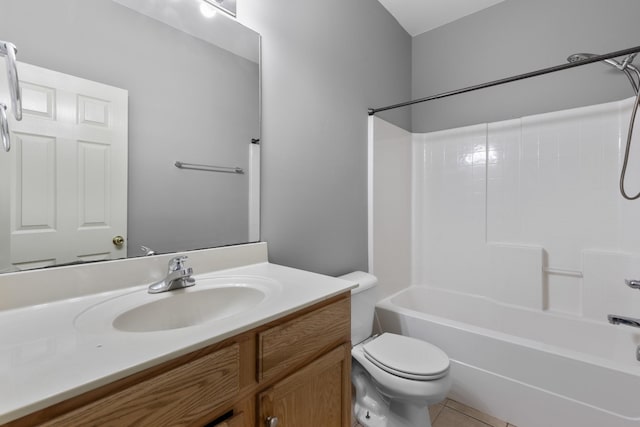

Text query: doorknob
(112, 235), (125, 247)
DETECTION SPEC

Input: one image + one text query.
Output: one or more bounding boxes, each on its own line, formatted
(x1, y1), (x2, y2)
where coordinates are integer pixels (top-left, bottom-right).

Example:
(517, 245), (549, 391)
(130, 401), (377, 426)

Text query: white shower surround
(369, 97), (640, 427)
(412, 96), (640, 320)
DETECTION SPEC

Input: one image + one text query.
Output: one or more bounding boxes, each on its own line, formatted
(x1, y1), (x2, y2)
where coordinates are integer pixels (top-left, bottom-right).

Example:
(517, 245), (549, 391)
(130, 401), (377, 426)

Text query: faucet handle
(141, 245), (156, 256)
(168, 255), (188, 272)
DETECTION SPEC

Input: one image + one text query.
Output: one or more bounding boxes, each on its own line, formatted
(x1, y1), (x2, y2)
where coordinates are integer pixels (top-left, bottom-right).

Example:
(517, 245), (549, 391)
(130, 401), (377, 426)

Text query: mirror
(0, 0), (260, 272)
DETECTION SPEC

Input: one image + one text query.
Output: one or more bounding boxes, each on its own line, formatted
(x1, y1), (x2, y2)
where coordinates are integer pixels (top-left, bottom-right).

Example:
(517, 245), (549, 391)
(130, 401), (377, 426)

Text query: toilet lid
(363, 333), (450, 380)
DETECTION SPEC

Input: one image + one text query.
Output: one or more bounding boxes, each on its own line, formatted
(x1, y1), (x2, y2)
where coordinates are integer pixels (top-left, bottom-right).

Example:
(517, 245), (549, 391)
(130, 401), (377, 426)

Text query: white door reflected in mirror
(0, 62), (128, 271)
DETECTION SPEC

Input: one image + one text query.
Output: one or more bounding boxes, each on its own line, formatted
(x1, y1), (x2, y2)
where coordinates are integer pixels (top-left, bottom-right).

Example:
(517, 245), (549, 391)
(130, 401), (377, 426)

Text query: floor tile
(433, 407), (497, 427)
(445, 400), (507, 427)
(354, 398), (511, 427)
(429, 401), (445, 423)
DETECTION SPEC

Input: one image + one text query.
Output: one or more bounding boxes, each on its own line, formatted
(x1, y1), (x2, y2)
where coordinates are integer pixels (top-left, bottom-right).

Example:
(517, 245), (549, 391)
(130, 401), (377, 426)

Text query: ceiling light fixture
(199, 2), (218, 18)
(201, 0), (236, 18)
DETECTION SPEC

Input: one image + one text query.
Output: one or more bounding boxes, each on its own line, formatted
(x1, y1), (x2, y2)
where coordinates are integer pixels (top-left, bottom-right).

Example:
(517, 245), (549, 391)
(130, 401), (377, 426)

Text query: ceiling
(113, 0), (259, 62)
(377, 0), (507, 37)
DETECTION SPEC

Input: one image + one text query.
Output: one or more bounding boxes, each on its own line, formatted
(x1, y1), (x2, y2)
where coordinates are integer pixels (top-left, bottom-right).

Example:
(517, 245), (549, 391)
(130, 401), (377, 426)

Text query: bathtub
(375, 286), (640, 427)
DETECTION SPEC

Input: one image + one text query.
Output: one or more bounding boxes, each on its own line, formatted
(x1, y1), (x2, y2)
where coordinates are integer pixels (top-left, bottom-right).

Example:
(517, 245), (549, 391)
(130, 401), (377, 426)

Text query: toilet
(340, 272), (451, 427)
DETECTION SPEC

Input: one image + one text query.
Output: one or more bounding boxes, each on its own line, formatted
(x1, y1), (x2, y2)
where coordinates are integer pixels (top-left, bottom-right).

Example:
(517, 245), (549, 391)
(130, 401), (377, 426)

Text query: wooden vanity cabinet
(6, 292), (351, 427)
(258, 344), (351, 427)
(256, 295), (351, 427)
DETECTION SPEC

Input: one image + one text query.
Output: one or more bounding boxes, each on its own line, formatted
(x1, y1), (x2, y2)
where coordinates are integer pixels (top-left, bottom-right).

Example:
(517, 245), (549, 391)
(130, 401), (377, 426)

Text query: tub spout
(608, 314), (640, 328)
(625, 279), (640, 290)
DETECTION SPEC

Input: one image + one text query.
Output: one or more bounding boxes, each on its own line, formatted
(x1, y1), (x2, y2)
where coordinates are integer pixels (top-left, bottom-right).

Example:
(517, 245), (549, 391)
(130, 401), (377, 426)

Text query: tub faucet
(625, 279), (640, 290)
(608, 314), (640, 361)
(148, 255), (195, 294)
(607, 314), (640, 328)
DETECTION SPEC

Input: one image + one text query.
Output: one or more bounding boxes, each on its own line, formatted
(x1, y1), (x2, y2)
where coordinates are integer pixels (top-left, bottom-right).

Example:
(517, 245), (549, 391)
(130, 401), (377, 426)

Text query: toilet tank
(339, 271), (378, 345)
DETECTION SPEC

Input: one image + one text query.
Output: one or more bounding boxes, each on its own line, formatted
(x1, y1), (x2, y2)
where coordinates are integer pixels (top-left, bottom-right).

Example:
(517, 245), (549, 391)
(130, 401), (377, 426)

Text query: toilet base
(352, 361), (433, 427)
(353, 363), (390, 426)
(353, 403), (388, 427)
(354, 401), (431, 427)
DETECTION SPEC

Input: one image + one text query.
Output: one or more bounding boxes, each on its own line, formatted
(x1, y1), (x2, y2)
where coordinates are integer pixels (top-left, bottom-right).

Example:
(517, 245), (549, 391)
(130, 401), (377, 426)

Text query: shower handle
(625, 279), (640, 290)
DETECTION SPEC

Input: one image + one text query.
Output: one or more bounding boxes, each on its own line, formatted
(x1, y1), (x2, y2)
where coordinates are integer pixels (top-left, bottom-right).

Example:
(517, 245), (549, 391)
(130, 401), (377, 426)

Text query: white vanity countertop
(0, 261), (356, 424)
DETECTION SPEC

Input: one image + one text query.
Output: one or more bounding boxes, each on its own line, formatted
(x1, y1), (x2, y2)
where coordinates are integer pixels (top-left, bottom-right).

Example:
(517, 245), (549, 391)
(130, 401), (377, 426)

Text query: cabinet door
(258, 344), (351, 427)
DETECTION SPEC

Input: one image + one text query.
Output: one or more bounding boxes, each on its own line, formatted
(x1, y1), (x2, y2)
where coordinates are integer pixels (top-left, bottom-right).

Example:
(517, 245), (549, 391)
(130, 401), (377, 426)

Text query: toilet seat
(363, 333), (450, 380)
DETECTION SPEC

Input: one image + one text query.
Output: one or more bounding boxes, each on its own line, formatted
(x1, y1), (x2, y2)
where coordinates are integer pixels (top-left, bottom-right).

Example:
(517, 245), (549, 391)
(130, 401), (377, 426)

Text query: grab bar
(0, 103), (9, 152)
(543, 267), (583, 278)
(0, 41), (21, 121)
(174, 161), (244, 174)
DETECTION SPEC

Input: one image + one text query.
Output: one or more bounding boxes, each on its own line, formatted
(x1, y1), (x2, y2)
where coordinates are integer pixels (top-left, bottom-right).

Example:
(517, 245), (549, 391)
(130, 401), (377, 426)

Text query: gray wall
(412, 0), (640, 132)
(0, 0), (258, 258)
(239, 1), (412, 274)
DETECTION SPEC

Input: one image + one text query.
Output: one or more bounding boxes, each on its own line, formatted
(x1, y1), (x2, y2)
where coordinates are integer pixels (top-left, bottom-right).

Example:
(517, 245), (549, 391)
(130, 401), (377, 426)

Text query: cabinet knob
(266, 416), (279, 427)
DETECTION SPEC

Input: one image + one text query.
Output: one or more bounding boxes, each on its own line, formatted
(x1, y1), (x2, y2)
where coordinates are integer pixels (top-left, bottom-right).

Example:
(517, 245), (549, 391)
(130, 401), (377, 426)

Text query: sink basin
(74, 275), (281, 333)
(113, 285), (265, 332)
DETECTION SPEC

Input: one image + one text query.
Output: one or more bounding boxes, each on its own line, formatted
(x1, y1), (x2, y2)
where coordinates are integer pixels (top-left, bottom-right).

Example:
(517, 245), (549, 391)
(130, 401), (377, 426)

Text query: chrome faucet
(609, 314), (640, 362)
(608, 279), (640, 361)
(140, 245), (156, 256)
(148, 255), (195, 294)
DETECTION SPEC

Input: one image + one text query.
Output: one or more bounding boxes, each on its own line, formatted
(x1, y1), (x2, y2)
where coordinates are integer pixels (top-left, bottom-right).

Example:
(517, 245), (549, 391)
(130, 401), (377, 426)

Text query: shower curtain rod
(368, 45), (640, 116)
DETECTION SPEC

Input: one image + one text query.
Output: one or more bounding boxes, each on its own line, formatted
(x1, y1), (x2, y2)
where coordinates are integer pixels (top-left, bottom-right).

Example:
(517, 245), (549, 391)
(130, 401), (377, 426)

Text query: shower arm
(597, 53), (639, 95)
(619, 53), (637, 71)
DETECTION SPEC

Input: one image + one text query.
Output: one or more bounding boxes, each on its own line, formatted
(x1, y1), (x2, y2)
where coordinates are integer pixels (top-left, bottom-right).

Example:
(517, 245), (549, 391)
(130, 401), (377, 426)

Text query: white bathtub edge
(449, 360), (637, 427)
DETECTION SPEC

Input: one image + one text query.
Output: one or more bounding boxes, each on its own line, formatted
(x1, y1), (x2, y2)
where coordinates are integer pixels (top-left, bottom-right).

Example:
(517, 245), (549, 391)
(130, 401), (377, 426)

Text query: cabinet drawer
(43, 343), (240, 426)
(258, 297), (350, 382)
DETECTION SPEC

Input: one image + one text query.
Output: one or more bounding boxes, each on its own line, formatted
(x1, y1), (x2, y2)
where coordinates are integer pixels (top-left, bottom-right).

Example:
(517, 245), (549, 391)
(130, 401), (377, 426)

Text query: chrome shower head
(567, 52), (640, 95)
(567, 52), (596, 63)
(567, 52), (624, 69)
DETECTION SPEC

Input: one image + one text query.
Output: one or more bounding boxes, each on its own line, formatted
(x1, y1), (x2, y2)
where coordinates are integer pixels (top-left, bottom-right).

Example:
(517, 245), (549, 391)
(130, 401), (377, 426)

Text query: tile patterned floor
(355, 398), (519, 427)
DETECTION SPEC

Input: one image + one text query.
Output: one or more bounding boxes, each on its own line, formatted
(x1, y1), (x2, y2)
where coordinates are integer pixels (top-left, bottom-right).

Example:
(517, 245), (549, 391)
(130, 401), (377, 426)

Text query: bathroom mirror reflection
(0, 0), (261, 273)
